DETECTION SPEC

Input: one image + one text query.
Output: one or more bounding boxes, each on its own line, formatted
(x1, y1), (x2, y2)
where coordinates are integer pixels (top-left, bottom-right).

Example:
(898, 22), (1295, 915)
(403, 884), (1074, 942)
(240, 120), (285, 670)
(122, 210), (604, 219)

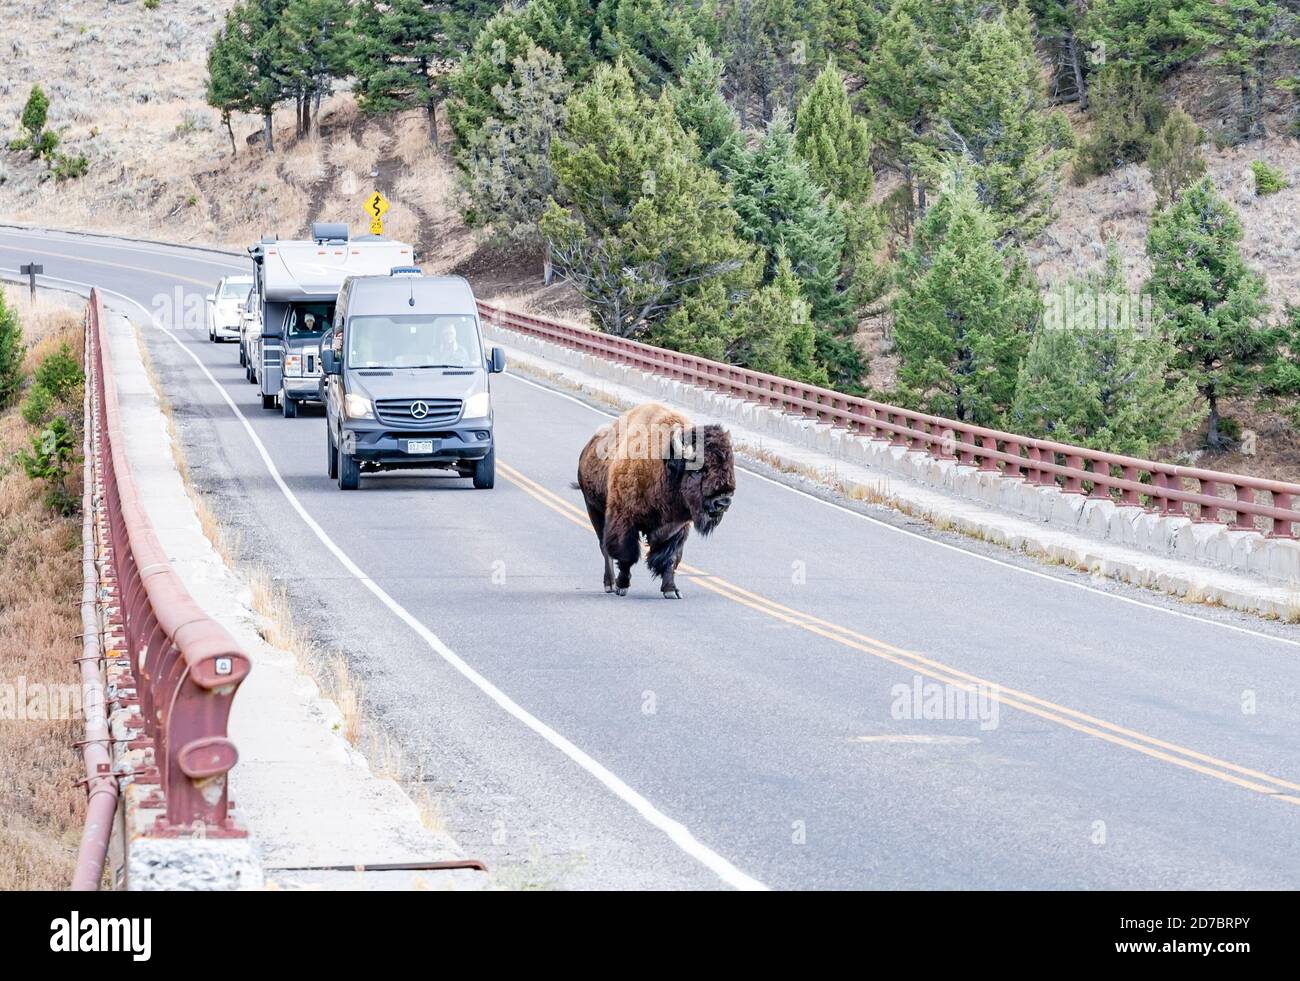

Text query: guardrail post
(1271, 492), (1296, 538)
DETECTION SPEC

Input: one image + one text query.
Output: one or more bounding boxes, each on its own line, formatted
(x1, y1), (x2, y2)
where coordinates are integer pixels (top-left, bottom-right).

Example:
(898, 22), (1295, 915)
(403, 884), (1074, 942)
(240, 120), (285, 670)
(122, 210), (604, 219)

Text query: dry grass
(0, 296), (85, 890)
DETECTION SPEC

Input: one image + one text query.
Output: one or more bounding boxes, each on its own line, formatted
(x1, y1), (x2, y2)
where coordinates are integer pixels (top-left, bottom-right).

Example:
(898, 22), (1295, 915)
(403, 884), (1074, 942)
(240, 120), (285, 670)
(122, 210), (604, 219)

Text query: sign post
(19, 263), (42, 303)
(363, 191), (390, 236)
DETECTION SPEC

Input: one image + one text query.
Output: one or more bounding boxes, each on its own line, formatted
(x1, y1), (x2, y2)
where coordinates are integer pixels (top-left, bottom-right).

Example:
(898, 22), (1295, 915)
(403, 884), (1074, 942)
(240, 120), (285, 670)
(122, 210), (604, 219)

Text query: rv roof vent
(390, 266), (422, 277)
(311, 222), (349, 243)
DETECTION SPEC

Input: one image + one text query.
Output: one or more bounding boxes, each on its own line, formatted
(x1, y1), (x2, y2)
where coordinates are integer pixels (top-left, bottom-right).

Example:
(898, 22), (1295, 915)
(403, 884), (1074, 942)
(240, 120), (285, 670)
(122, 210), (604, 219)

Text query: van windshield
(220, 280), (250, 299)
(347, 314), (481, 369)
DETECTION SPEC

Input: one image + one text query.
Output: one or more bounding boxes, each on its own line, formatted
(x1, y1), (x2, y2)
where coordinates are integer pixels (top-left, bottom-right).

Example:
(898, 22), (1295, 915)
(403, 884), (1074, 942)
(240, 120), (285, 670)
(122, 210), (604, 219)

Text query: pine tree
(858, 0), (971, 219)
(445, 0), (600, 152)
(668, 41), (742, 172)
(541, 62), (752, 339)
(467, 45), (571, 274)
(206, 9), (257, 155)
(1082, 0), (1216, 80)
(1205, 0), (1298, 142)
(279, 0), (352, 137)
(720, 0), (837, 129)
(893, 178), (1039, 425)
(1030, 0), (1093, 108)
(1147, 106), (1206, 208)
(1073, 62), (1165, 180)
(1146, 176), (1275, 449)
(918, 7), (1073, 243)
(727, 109), (865, 385)
(594, 0), (719, 93)
(0, 289), (25, 411)
(350, 0), (496, 147)
(19, 85), (49, 150)
(794, 60), (873, 205)
(1011, 240), (1202, 455)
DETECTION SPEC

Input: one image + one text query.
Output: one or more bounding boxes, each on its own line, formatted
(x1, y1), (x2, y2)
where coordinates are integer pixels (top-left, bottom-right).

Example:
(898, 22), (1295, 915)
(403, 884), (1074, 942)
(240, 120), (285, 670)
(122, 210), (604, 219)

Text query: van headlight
(345, 393), (373, 419)
(463, 392), (491, 419)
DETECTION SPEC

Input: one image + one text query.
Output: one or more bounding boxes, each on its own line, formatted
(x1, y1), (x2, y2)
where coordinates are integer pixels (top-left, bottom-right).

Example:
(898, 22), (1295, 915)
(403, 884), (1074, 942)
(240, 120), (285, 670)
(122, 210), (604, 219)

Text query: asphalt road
(4, 225), (1300, 890)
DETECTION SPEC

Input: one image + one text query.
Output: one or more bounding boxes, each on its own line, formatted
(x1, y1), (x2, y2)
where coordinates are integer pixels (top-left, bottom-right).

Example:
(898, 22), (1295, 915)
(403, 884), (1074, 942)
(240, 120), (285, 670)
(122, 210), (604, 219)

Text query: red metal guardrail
(84, 288), (250, 843)
(479, 302), (1300, 539)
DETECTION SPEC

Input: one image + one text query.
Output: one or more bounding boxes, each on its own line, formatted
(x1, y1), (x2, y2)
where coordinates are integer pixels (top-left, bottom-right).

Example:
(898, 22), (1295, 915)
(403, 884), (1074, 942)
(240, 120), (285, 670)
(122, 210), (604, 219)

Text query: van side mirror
(322, 349), (340, 375)
(206, 294), (216, 304)
(489, 347), (506, 374)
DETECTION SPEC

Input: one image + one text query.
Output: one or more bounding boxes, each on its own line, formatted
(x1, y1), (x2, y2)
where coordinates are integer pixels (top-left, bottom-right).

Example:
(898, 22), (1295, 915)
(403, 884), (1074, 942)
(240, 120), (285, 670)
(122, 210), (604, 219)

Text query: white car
(206, 275), (253, 342)
(239, 287), (261, 382)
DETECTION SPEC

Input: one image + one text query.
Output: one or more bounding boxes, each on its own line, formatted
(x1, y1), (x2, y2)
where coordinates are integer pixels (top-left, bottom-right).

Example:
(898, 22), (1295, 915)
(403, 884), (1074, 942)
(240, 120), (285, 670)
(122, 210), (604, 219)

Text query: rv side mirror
(489, 347), (506, 374)
(206, 294), (216, 304)
(322, 349), (339, 375)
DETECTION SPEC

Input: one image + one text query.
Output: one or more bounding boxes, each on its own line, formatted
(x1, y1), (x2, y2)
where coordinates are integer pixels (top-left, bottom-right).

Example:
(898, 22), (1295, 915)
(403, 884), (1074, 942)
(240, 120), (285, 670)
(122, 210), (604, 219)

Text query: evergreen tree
(594, 0), (719, 93)
(720, 0), (838, 129)
(1206, 0), (1297, 142)
(858, 0), (970, 219)
(19, 85), (49, 151)
(727, 110), (865, 385)
(445, 0), (600, 152)
(1082, 0), (1216, 80)
(351, 1), (470, 146)
(1073, 62), (1165, 179)
(0, 289), (24, 411)
(541, 62), (752, 338)
(918, 7), (1073, 243)
(1011, 240), (1202, 455)
(794, 60), (874, 206)
(467, 45), (571, 276)
(650, 254), (829, 384)
(206, 8), (257, 155)
(893, 178), (1039, 424)
(1145, 176), (1275, 449)
(1030, 0), (1093, 108)
(668, 41), (742, 172)
(279, 0), (352, 137)
(1147, 106), (1206, 208)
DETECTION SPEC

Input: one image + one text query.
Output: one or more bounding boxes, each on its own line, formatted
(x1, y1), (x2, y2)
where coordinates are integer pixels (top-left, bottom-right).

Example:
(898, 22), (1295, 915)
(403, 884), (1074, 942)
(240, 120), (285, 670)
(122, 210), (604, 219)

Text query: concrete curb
(488, 324), (1300, 623)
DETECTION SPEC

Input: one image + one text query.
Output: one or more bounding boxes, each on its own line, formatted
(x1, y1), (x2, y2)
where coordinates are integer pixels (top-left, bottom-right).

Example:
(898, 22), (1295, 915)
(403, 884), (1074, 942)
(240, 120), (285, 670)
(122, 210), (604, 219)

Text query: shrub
(1251, 160), (1286, 196)
(17, 416), (78, 515)
(0, 291), (24, 410)
(52, 152), (88, 182)
(20, 385), (52, 426)
(33, 343), (82, 401)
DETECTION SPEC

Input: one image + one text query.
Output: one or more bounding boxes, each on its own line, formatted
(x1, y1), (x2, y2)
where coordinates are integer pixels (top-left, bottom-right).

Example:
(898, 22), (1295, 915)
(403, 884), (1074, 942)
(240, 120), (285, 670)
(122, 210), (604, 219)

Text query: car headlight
(463, 392), (491, 419)
(345, 393), (373, 419)
(285, 354), (302, 376)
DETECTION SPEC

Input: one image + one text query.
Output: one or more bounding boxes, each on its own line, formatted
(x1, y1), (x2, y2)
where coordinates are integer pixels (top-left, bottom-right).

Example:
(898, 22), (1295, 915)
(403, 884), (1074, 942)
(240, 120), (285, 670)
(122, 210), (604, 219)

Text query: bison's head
(670, 424), (735, 535)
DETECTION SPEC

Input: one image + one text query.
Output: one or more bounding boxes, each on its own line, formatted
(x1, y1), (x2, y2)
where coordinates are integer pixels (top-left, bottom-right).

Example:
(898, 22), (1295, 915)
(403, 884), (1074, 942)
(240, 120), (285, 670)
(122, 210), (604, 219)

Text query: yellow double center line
(498, 459), (1300, 807)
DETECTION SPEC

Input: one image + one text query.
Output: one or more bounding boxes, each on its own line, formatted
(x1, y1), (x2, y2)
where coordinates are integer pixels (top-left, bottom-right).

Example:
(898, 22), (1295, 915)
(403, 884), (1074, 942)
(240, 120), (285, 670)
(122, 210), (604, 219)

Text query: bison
(574, 402), (735, 598)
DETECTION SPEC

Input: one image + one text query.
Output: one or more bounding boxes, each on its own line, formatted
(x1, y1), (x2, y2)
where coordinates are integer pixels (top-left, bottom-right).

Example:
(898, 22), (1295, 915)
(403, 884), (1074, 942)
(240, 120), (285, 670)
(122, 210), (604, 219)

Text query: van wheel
(281, 394), (298, 418)
(472, 448), (495, 489)
(262, 393), (276, 410)
(337, 443), (360, 490)
(327, 430), (339, 479)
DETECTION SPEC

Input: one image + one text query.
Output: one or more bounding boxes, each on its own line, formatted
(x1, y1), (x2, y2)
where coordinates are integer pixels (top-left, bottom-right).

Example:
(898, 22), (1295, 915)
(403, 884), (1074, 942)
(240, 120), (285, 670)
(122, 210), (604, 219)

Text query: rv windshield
(347, 315), (480, 369)
(288, 303), (333, 338)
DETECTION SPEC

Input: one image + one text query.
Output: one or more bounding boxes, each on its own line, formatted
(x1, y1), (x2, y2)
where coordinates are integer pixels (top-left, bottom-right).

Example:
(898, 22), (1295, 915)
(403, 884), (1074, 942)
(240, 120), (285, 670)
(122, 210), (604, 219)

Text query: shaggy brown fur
(575, 402), (735, 597)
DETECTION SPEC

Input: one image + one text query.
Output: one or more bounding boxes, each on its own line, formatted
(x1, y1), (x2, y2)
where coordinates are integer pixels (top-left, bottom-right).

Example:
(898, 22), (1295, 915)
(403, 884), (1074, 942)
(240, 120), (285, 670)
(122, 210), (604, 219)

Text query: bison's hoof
(615, 586), (628, 596)
(662, 588), (682, 599)
(604, 583), (615, 593)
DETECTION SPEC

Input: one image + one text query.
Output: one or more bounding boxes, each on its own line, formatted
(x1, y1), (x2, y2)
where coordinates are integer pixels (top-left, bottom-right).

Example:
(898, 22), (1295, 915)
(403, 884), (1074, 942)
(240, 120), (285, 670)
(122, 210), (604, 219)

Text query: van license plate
(406, 439), (435, 454)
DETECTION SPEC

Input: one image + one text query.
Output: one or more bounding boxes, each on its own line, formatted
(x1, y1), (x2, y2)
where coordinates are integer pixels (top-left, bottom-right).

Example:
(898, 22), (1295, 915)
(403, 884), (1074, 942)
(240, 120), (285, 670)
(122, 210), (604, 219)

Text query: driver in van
(442, 322), (471, 366)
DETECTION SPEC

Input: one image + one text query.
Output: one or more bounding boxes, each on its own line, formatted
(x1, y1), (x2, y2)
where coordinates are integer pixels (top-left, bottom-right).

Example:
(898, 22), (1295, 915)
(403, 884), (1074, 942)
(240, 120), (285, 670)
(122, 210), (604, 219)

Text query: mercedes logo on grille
(410, 401), (430, 419)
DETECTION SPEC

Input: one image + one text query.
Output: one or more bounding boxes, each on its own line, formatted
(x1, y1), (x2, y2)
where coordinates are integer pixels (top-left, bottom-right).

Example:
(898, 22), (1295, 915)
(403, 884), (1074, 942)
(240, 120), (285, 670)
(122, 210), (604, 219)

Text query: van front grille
(375, 398), (462, 428)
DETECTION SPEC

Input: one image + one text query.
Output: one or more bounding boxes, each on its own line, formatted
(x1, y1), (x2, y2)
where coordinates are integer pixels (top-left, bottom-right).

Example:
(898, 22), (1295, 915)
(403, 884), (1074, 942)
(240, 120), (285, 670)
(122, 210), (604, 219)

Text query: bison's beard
(692, 507), (726, 537)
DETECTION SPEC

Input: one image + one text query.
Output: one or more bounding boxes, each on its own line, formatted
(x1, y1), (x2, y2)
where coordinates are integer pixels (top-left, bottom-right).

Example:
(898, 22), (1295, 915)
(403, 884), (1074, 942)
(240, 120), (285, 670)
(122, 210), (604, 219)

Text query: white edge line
(79, 279), (766, 892)
(502, 366), (1300, 652)
(0, 228), (247, 271)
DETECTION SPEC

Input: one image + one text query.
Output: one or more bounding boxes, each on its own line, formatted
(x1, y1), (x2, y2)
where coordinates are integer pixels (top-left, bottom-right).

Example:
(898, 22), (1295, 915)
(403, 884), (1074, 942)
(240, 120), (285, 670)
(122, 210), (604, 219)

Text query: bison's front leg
(605, 524), (639, 597)
(647, 525), (690, 599)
